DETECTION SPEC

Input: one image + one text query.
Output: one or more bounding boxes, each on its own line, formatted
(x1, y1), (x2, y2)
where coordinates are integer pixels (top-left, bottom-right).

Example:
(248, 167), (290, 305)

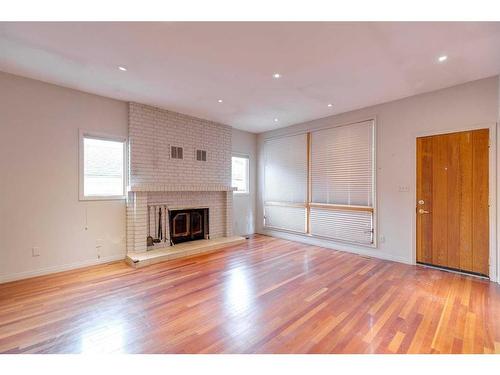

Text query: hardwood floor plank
(0, 234), (499, 354)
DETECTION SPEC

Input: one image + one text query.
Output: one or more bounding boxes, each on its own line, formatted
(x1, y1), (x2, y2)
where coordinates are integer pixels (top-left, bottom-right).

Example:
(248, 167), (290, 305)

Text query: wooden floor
(1, 235), (499, 354)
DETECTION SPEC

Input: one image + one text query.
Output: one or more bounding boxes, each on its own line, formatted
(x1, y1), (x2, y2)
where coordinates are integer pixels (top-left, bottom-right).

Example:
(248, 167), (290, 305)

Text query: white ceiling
(1, 22), (500, 133)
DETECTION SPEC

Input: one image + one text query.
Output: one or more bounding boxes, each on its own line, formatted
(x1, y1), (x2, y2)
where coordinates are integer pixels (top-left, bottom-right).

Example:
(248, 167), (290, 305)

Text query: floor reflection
(224, 267), (253, 315)
(302, 253), (311, 273)
(223, 266), (261, 348)
(80, 319), (126, 354)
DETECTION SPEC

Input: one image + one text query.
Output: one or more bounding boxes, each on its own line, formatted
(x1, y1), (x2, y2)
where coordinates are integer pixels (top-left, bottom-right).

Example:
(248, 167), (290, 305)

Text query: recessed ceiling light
(438, 55), (448, 63)
(273, 73), (281, 79)
(118, 66), (127, 71)
(217, 99), (223, 103)
(327, 103), (333, 107)
(274, 118), (279, 122)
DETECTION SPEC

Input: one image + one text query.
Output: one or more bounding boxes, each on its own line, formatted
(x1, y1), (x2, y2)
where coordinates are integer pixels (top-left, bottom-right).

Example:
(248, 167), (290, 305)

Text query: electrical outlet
(398, 185), (410, 192)
(96, 239), (103, 259)
(32, 246), (40, 257)
(379, 235), (386, 244)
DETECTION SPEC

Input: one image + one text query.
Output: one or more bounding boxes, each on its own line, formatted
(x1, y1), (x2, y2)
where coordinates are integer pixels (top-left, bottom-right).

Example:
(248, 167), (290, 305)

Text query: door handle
(418, 209), (430, 214)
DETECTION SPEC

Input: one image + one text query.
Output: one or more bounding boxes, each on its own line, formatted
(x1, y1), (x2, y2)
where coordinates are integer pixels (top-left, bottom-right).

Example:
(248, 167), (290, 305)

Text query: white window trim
(79, 129), (128, 201)
(232, 153), (250, 195)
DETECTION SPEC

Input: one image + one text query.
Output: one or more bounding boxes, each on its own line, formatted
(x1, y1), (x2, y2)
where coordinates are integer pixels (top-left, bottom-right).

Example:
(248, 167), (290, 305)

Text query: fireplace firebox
(168, 208), (209, 245)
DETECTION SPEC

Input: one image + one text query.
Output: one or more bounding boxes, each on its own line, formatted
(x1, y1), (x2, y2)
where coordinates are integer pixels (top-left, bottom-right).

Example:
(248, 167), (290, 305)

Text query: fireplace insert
(168, 208), (209, 245)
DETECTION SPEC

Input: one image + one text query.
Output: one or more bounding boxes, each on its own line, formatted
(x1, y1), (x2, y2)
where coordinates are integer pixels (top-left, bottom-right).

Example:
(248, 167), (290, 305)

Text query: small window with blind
(79, 130), (127, 200)
(232, 155), (250, 194)
(263, 120), (375, 245)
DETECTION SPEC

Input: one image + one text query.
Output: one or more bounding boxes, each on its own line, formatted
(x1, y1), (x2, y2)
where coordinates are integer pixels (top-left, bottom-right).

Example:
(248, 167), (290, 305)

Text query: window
(232, 155), (250, 194)
(79, 131), (126, 200)
(263, 120), (375, 245)
(309, 120), (374, 244)
(263, 134), (308, 232)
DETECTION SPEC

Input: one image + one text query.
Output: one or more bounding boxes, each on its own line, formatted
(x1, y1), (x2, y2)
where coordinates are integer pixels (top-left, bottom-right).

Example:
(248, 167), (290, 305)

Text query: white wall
(0, 72), (128, 282)
(232, 128), (257, 236)
(257, 76), (500, 281)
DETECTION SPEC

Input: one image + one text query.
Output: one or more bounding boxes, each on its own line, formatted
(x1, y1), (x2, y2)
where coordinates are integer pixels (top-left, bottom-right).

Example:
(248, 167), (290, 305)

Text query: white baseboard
(0, 254), (126, 284)
(258, 229), (412, 265)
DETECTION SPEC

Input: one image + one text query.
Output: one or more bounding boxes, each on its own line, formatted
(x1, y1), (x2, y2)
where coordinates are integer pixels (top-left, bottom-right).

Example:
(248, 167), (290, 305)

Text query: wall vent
(196, 149), (207, 161)
(171, 146), (183, 159)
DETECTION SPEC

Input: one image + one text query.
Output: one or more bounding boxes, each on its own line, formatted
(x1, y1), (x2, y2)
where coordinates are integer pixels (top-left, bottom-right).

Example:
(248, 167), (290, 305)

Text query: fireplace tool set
(147, 205), (209, 248)
(147, 205), (169, 248)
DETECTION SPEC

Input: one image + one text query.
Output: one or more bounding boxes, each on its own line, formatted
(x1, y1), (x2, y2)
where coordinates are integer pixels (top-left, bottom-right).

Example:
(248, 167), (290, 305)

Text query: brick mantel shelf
(129, 184), (237, 192)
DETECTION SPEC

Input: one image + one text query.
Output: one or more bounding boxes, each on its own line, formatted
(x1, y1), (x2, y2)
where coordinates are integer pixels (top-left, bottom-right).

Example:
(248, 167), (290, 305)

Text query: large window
(79, 131), (126, 200)
(232, 155), (250, 194)
(264, 134), (308, 232)
(263, 120), (375, 245)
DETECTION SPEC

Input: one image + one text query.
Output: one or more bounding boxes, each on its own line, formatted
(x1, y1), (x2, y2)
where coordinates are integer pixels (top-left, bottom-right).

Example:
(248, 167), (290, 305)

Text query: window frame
(79, 129), (128, 201)
(262, 118), (377, 247)
(232, 153), (250, 195)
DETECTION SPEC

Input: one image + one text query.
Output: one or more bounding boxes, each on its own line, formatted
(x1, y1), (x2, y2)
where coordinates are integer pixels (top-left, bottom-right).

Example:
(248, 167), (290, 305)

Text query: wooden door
(416, 129), (489, 276)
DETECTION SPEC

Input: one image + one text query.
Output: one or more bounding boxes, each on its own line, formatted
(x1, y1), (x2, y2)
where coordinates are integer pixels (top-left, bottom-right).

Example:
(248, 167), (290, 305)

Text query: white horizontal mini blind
(311, 120), (374, 206)
(264, 134), (308, 203)
(263, 134), (307, 232)
(310, 120), (374, 244)
(264, 205), (307, 233)
(310, 208), (373, 244)
(83, 137), (125, 197)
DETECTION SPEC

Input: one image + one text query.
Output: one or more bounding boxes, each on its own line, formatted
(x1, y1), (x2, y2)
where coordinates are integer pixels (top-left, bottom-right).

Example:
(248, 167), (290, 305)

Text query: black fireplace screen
(168, 208), (209, 245)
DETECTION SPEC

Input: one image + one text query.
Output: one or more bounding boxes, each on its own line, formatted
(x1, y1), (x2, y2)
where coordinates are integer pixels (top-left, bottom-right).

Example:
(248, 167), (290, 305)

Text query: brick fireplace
(126, 103), (236, 256)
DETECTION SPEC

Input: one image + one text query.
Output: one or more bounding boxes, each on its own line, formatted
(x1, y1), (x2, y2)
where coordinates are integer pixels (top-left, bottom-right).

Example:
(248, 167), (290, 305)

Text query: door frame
(411, 122), (498, 282)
